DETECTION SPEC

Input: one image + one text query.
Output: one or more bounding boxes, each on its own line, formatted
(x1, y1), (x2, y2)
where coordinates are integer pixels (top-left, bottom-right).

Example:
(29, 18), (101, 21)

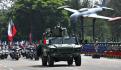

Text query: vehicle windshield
(63, 37), (77, 44)
(49, 37), (77, 44)
(49, 37), (62, 44)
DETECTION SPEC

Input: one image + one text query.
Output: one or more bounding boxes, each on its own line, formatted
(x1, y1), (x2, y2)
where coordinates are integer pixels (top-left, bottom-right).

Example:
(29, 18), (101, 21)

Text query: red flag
(8, 19), (17, 41)
(43, 33), (46, 45)
(43, 37), (46, 45)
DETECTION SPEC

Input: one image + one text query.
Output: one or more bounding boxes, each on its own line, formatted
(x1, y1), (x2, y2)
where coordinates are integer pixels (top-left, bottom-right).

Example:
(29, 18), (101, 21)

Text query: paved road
(0, 55), (121, 70)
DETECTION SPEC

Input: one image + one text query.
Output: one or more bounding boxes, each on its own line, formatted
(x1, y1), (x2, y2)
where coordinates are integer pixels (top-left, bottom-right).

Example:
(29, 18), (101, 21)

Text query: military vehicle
(39, 25), (82, 66)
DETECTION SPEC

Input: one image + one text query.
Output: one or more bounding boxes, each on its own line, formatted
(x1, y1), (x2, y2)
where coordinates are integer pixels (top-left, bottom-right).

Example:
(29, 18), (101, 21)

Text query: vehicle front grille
(56, 48), (74, 53)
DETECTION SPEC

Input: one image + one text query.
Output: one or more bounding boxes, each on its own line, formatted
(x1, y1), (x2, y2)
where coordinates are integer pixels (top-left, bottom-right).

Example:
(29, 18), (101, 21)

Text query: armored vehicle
(39, 26), (82, 66)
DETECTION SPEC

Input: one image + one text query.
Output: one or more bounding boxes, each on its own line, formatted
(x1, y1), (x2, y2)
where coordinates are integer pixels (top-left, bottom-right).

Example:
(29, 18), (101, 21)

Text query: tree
(10, 0), (69, 40)
(65, 0), (112, 42)
(107, 0), (121, 41)
(0, 0), (16, 40)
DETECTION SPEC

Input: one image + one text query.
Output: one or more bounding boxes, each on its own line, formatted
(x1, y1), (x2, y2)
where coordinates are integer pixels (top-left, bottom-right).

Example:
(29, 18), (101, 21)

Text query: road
(0, 55), (121, 70)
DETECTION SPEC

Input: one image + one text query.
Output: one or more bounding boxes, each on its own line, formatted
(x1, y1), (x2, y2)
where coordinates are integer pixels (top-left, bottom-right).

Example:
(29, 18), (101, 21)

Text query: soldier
(94, 38), (99, 53)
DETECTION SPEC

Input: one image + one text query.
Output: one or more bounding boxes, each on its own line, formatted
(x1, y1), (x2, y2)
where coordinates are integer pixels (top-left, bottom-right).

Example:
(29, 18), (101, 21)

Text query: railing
(81, 42), (121, 58)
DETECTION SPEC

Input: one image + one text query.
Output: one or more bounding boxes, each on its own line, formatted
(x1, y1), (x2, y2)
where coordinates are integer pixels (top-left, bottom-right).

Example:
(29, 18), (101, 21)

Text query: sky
(0, 0), (100, 10)
(0, 0), (14, 10)
(88, 0), (100, 4)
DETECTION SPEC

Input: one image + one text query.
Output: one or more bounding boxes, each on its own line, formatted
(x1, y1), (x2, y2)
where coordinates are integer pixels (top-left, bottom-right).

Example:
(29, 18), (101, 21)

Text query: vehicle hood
(48, 44), (82, 48)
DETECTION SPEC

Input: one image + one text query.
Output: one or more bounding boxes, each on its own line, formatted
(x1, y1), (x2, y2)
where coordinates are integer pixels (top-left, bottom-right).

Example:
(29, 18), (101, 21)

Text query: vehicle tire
(67, 57), (73, 66)
(35, 56), (39, 60)
(48, 55), (54, 67)
(10, 54), (14, 59)
(15, 57), (19, 60)
(26, 54), (29, 59)
(1, 55), (4, 59)
(22, 53), (25, 57)
(11, 56), (14, 59)
(42, 56), (47, 66)
(74, 55), (81, 66)
(30, 56), (33, 60)
(4, 54), (8, 59)
(34, 54), (39, 60)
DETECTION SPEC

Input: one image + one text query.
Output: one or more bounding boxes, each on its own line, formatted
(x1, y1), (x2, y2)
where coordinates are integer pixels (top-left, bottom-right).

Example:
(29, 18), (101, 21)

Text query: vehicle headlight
(48, 45), (56, 48)
(75, 45), (82, 48)
(31, 50), (34, 52)
(74, 45), (81, 52)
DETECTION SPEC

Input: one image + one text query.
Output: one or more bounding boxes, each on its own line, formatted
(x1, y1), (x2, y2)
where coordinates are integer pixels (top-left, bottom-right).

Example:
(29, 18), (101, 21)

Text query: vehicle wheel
(34, 54), (39, 60)
(26, 55), (29, 59)
(4, 54), (8, 59)
(11, 56), (14, 59)
(74, 55), (81, 66)
(30, 56), (33, 60)
(48, 55), (54, 67)
(22, 53), (25, 57)
(35, 56), (39, 60)
(15, 57), (19, 60)
(10, 54), (14, 59)
(42, 56), (47, 66)
(67, 57), (73, 66)
(1, 55), (4, 59)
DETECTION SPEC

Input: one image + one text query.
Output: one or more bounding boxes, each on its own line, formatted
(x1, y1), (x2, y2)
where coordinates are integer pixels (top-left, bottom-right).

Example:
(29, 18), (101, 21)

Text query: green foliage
(84, 36), (93, 42)
(0, 0), (118, 42)
(67, 0), (111, 42)
(107, 0), (121, 41)
(10, 0), (69, 40)
(0, 10), (9, 40)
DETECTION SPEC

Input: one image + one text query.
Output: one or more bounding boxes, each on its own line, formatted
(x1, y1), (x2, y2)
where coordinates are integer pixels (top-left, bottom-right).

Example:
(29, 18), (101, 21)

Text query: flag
(43, 33), (46, 45)
(43, 37), (46, 45)
(8, 19), (17, 41)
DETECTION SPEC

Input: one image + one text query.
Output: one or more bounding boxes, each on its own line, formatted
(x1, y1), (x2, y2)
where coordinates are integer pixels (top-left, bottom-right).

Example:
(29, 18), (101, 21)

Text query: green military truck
(38, 26), (82, 66)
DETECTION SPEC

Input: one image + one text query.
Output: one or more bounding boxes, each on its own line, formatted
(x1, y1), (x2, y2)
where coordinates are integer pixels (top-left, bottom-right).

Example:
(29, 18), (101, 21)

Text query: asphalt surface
(0, 55), (121, 70)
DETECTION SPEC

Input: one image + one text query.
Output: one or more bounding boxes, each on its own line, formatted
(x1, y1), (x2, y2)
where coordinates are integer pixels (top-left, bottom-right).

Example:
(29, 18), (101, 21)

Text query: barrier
(81, 44), (95, 56)
(82, 42), (121, 59)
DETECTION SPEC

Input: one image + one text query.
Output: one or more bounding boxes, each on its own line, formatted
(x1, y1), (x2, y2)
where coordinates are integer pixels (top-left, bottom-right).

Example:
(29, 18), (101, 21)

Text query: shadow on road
(29, 64), (75, 68)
